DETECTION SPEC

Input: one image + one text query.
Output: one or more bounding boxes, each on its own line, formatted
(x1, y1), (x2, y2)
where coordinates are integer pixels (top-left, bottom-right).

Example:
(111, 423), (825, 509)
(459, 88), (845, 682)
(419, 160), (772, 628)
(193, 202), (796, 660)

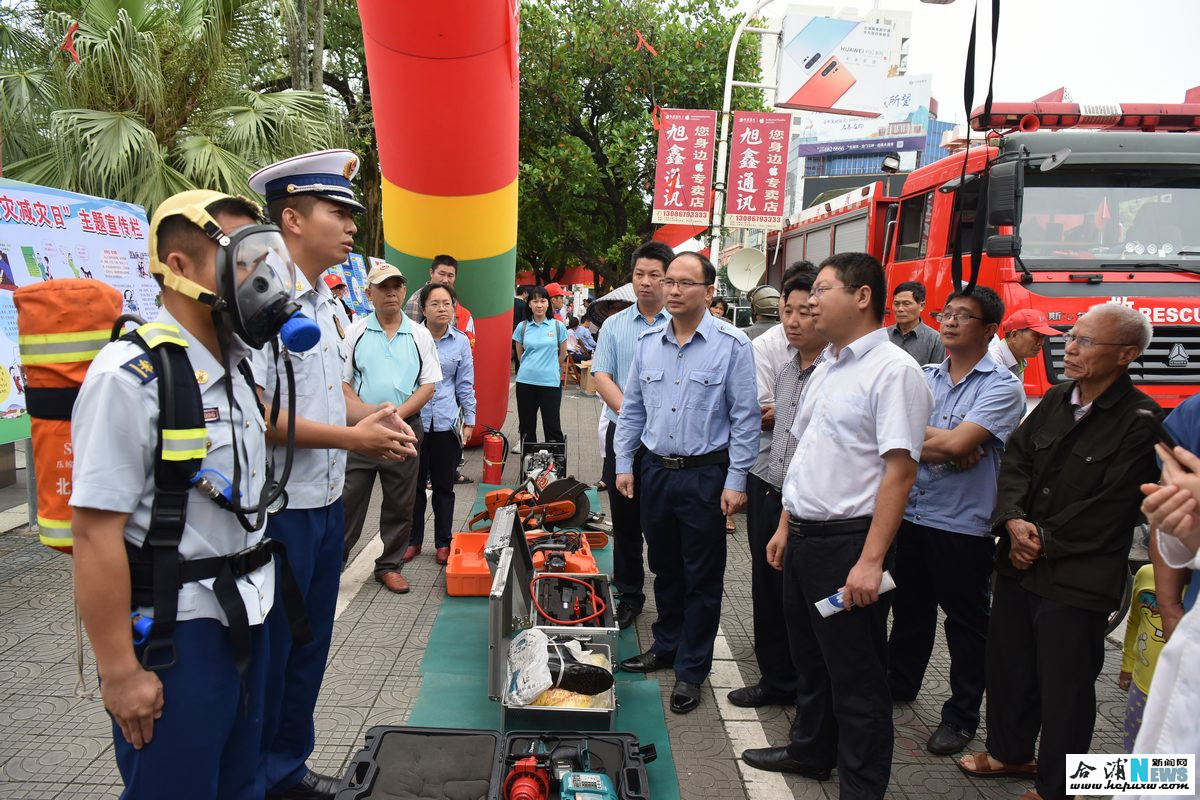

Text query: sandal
(958, 752), (1037, 778)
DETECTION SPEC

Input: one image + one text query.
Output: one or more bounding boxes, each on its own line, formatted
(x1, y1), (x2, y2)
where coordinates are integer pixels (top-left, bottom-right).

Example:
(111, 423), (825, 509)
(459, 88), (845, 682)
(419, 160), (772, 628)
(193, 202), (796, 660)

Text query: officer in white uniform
(247, 150), (416, 800)
(72, 191), (286, 799)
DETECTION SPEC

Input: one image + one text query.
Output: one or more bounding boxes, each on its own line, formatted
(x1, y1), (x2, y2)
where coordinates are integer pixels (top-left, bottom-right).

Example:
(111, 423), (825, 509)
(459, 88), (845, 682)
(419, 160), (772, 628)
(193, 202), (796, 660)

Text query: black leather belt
(649, 449), (729, 470)
(764, 484), (782, 498)
(788, 516), (872, 537)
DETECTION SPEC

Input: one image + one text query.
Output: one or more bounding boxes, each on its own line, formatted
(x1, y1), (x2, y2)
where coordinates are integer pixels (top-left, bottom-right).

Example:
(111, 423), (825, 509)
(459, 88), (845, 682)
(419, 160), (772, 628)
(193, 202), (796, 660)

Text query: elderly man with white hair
(958, 303), (1161, 800)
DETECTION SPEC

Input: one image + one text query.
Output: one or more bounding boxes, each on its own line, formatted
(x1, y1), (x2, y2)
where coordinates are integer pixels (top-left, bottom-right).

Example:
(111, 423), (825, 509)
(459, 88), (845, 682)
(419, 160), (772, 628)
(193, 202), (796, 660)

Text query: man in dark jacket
(958, 303), (1160, 800)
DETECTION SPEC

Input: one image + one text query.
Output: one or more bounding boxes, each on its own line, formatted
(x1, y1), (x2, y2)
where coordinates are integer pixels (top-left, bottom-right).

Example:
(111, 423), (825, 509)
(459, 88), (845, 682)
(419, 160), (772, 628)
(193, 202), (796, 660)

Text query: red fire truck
(768, 102), (1200, 409)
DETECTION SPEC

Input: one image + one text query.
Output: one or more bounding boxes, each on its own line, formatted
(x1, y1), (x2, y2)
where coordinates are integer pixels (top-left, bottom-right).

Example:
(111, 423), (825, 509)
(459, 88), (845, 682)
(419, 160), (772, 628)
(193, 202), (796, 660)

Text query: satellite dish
(726, 248), (766, 292)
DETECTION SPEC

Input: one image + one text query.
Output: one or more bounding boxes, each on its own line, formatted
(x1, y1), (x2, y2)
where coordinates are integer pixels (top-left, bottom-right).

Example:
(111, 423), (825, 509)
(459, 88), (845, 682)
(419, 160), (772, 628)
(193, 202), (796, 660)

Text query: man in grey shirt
(888, 280), (944, 365)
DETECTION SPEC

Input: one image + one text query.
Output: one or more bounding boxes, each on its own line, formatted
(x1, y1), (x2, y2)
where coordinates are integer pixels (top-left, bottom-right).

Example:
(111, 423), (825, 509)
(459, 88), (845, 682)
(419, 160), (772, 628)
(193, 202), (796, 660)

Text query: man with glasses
(886, 287), (1025, 757)
(959, 303), (1160, 800)
(591, 240), (674, 630)
(742, 253), (932, 800)
(888, 280), (944, 365)
(613, 252), (759, 715)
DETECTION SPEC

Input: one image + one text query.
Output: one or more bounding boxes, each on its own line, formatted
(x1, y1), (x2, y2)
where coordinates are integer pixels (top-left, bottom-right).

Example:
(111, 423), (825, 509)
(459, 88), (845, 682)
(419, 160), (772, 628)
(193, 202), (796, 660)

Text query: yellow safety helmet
(148, 190), (263, 304)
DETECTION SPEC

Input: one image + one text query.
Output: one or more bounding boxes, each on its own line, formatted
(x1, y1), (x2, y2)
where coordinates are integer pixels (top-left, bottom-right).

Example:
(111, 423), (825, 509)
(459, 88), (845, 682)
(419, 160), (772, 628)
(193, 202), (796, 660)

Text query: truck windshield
(1019, 169), (1200, 265)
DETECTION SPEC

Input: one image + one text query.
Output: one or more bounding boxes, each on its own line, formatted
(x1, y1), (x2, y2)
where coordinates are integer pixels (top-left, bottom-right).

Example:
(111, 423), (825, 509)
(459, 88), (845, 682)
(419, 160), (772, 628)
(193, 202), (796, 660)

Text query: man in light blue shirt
(613, 251), (760, 715)
(591, 240), (673, 629)
(342, 264), (442, 594)
(887, 286), (1025, 757)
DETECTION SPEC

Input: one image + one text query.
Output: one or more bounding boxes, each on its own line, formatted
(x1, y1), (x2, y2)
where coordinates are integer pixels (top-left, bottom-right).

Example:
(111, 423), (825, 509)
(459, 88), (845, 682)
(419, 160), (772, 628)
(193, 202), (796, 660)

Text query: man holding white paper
(741, 253), (932, 800)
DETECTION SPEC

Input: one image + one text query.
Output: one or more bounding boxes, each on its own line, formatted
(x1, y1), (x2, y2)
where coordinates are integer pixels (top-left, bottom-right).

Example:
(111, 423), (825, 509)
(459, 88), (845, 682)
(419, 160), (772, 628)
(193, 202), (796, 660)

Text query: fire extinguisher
(482, 426), (509, 485)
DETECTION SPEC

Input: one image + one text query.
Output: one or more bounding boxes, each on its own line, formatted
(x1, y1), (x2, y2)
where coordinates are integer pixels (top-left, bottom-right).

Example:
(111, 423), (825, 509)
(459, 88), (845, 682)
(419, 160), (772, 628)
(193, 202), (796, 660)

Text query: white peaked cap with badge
(248, 148), (366, 214)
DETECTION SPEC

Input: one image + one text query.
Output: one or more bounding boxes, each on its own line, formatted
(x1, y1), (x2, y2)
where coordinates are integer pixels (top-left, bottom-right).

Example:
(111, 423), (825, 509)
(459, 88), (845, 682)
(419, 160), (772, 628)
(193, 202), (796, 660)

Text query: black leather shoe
(547, 646), (614, 696)
(741, 747), (832, 779)
(616, 604), (641, 630)
(619, 649), (674, 673)
(670, 680), (701, 714)
(727, 684), (790, 708)
(927, 722), (973, 755)
(273, 769), (340, 800)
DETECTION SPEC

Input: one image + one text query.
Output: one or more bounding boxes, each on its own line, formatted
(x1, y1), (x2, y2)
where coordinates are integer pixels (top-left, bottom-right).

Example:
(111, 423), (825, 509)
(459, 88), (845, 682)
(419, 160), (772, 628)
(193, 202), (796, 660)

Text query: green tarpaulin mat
(406, 484), (681, 800)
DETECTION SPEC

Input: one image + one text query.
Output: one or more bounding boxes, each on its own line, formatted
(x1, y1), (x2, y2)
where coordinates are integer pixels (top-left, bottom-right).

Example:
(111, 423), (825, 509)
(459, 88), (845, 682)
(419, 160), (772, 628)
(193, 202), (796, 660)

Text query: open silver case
(486, 505), (618, 731)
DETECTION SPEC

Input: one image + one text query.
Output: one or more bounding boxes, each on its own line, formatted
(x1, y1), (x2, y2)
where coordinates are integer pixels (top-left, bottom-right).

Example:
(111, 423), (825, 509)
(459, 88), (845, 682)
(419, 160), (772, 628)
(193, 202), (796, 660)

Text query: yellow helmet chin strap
(148, 189), (262, 307)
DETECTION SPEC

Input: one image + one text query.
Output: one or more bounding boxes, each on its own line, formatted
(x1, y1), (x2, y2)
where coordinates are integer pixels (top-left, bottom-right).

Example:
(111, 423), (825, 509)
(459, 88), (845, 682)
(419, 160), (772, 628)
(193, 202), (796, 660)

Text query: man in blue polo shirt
(591, 240), (673, 629)
(342, 263), (442, 593)
(886, 286), (1025, 756)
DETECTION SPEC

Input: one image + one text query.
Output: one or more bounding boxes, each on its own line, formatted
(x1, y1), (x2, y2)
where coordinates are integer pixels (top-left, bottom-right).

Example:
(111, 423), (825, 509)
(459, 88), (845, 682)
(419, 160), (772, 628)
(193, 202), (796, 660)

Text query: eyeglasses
(811, 284), (853, 299)
(425, 300), (454, 310)
(662, 279), (709, 290)
(935, 311), (983, 324)
(1063, 331), (1132, 349)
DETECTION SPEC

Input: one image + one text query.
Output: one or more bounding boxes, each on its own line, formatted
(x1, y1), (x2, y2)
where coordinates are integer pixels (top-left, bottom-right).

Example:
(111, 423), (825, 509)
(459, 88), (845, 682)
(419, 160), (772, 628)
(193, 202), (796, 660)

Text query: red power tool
(502, 756), (551, 800)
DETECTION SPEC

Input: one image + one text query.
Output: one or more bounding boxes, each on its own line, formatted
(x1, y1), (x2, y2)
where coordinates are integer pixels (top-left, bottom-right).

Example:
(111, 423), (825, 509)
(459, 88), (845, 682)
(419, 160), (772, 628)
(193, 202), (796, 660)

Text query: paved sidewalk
(0, 381), (1129, 798)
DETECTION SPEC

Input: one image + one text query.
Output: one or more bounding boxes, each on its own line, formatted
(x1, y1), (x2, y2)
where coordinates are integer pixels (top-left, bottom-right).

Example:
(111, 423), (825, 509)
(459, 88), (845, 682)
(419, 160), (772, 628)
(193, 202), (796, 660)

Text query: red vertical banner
(651, 109), (718, 226)
(725, 112), (793, 229)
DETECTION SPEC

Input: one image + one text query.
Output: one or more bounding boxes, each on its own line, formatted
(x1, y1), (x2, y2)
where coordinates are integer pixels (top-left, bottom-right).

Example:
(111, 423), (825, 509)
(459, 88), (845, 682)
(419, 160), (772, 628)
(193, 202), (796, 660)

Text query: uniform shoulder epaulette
(716, 321), (750, 342)
(120, 353), (158, 383)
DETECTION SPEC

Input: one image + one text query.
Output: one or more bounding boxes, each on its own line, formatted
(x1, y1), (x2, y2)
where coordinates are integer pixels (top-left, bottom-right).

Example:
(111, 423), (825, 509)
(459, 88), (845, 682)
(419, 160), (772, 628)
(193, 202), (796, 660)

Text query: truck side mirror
(985, 234), (1022, 258)
(987, 160), (1024, 228)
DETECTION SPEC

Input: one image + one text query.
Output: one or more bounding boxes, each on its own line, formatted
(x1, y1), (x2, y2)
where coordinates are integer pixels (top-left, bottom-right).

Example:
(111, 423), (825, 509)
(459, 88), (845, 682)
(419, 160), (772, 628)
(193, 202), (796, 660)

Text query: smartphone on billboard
(784, 16), (858, 81)
(786, 56), (857, 110)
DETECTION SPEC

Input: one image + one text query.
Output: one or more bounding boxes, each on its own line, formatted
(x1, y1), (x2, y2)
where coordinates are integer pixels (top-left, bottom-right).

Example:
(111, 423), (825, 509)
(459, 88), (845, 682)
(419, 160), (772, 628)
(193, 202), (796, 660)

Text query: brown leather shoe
(377, 572), (411, 594)
(435, 546), (451, 565)
(402, 545), (420, 563)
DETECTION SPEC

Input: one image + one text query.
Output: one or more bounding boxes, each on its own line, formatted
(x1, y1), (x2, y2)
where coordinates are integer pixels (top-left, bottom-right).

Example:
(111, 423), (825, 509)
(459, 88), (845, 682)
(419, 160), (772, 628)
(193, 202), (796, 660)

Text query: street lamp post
(709, 0), (782, 265)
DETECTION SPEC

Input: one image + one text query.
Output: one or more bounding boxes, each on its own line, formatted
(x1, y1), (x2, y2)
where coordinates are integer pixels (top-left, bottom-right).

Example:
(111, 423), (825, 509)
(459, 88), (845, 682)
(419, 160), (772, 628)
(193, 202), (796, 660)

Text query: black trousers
(745, 473), (796, 698)
(984, 573), (1107, 800)
(411, 429), (460, 550)
(639, 458), (726, 684)
(515, 381), (563, 443)
(784, 529), (894, 800)
(887, 520), (995, 733)
(602, 423), (645, 611)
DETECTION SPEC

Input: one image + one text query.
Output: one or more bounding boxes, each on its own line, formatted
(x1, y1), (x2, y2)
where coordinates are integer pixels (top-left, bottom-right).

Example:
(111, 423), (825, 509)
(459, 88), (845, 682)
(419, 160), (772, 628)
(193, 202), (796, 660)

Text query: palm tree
(0, 0), (341, 213)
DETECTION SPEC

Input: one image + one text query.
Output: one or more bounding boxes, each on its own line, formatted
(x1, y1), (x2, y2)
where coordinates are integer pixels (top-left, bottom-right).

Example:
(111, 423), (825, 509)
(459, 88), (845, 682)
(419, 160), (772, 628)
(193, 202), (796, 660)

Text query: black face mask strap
(952, 0), (1001, 295)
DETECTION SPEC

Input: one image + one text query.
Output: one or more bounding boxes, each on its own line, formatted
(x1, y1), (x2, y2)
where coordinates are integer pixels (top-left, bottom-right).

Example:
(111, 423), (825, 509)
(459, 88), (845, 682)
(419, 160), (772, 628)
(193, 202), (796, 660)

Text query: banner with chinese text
(725, 112), (792, 230)
(651, 109), (718, 226)
(0, 178), (157, 444)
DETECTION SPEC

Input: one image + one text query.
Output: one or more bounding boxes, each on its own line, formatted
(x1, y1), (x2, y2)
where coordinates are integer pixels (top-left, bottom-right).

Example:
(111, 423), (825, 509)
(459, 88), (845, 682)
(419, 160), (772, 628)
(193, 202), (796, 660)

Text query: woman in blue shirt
(409, 283), (476, 565)
(512, 285), (568, 446)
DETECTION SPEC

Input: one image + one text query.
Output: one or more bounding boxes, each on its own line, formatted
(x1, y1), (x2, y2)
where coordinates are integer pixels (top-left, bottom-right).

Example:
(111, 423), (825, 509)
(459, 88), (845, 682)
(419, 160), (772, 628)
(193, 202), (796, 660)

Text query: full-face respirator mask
(147, 190), (317, 527)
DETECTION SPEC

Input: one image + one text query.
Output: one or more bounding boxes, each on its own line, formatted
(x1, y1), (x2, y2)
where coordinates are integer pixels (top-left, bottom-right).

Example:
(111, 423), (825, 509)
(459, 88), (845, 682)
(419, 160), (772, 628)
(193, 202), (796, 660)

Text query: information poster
(326, 253), (371, 316)
(0, 178), (158, 444)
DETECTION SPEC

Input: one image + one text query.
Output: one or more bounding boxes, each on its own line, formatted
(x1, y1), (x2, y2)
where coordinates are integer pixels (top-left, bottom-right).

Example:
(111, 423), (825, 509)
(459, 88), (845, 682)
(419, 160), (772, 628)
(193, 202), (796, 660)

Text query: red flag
(634, 29), (658, 57)
(61, 21), (80, 64)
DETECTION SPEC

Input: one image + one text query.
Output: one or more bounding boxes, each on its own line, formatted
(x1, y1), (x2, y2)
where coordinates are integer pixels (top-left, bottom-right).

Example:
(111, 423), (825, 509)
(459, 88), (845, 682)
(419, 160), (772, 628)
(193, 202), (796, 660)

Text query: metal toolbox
(486, 507), (619, 655)
(486, 508), (619, 731)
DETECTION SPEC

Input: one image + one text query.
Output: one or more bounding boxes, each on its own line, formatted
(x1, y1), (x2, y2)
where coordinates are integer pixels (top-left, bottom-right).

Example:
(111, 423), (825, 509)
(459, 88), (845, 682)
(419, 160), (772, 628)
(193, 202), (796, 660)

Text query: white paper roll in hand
(815, 571), (897, 618)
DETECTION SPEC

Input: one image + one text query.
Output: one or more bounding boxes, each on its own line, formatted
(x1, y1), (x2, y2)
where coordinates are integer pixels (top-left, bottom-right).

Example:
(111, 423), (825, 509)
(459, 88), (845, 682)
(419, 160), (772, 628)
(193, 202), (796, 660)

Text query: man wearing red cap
(545, 282), (570, 323)
(989, 309), (1061, 378)
(322, 273), (355, 323)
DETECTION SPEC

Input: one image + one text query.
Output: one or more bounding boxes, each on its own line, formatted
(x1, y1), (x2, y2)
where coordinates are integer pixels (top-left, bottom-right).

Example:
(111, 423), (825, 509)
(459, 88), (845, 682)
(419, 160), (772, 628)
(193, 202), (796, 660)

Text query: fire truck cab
(770, 102), (1200, 409)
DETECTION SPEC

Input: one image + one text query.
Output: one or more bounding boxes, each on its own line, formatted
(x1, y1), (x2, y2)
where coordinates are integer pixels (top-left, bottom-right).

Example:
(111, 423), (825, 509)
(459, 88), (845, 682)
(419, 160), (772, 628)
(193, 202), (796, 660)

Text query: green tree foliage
(519, 0), (764, 288)
(0, 0), (341, 214)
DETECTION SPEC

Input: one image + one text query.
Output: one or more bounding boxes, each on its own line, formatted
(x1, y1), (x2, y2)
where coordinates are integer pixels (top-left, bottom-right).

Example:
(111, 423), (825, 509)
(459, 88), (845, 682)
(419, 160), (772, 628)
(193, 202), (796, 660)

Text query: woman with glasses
(409, 282), (476, 565)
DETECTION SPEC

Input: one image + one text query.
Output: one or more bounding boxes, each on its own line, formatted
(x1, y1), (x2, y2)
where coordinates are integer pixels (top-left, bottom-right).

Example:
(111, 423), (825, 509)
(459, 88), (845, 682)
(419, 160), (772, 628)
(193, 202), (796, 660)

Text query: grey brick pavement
(0, 381), (1130, 798)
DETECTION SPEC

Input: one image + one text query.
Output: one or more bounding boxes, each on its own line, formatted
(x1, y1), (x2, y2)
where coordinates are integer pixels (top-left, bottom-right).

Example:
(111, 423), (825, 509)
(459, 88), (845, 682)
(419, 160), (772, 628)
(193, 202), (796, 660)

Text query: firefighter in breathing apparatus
(70, 189), (317, 800)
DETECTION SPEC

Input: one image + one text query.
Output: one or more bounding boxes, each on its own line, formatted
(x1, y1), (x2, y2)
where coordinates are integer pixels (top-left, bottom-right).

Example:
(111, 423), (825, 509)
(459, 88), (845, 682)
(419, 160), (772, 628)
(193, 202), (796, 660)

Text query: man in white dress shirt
(741, 252), (933, 800)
